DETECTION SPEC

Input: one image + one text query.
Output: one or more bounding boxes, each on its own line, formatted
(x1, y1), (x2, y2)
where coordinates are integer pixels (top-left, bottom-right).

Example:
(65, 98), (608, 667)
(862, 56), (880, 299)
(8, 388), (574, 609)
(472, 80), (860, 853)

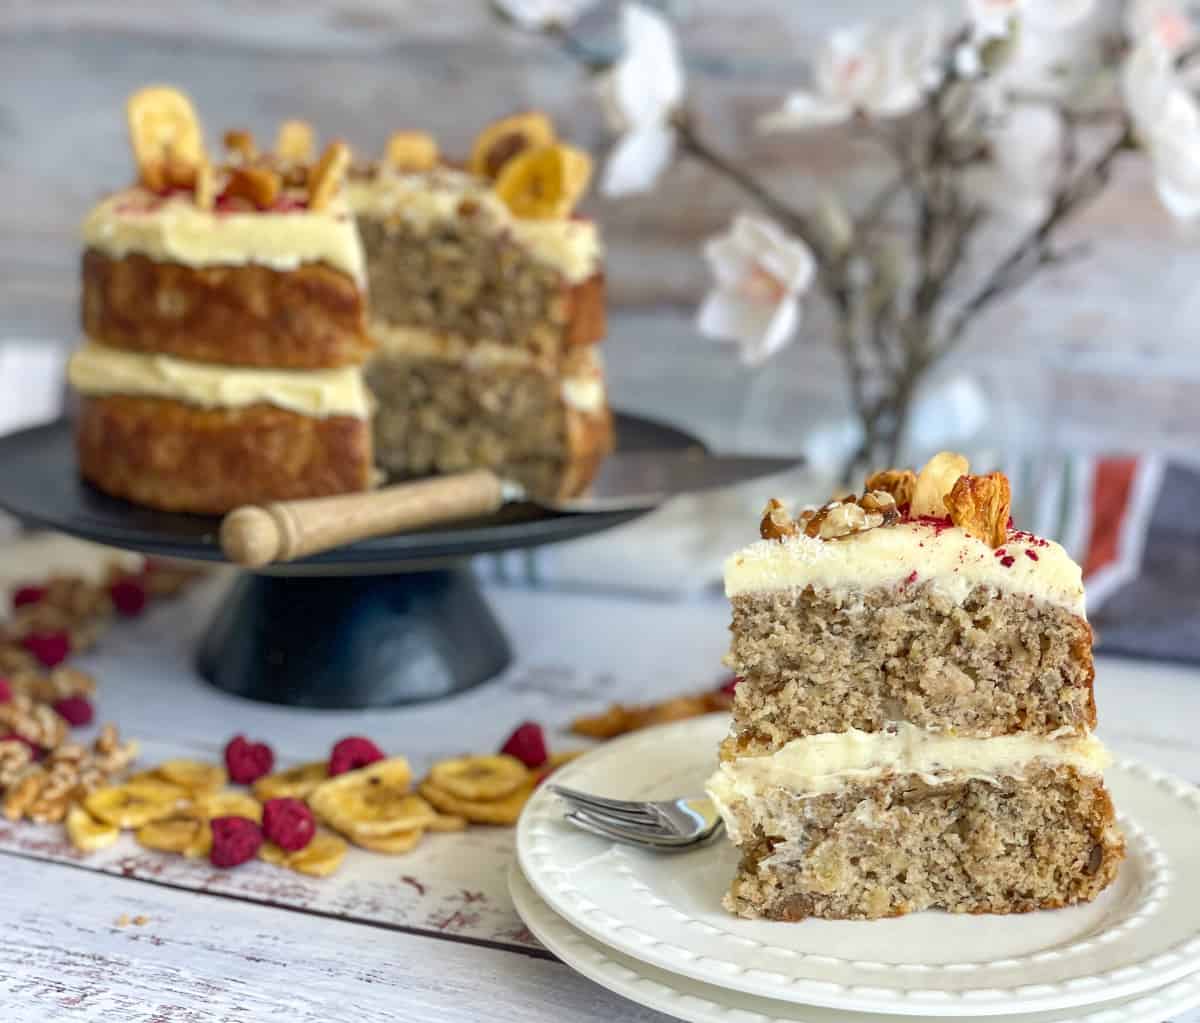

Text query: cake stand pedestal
(0, 413), (699, 708)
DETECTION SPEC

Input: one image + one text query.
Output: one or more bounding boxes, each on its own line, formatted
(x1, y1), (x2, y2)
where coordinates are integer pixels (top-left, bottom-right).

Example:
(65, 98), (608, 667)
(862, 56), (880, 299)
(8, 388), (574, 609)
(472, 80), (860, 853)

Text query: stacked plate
(513, 716), (1200, 1023)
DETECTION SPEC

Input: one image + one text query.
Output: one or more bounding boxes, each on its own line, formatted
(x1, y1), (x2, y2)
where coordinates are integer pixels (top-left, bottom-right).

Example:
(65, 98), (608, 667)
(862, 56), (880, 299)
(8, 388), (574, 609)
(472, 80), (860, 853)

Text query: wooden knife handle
(220, 470), (506, 568)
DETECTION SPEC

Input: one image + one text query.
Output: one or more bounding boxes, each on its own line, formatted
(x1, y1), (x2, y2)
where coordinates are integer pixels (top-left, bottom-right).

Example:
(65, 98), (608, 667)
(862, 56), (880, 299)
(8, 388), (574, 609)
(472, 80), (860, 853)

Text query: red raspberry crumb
(262, 798), (316, 851)
(0, 678), (10, 703)
(1000, 555), (1015, 567)
(210, 816), (263, 867)
(0, 734), (42, 759)
(719, 676), (742, 696)
(224, 735), (275, 784)
(1026, 549), (1039, 561)
(329, 736), (385, 776)
(109, 577), (148, 617)
(903, 571), (918, 586)
(12, 585), (46, 610)
(52, 696), (94, 727)
(500, 722), (548, 768)
(994, 548), (1007, 558)
(22, 630), (70, 668)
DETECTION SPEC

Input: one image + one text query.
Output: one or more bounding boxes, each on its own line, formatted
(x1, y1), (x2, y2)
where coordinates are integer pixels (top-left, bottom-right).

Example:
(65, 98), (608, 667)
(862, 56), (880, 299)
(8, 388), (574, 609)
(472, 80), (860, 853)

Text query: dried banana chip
(65, 803), (119, 852)
(127, 86), (204, 191)
(275, 119), (315, 163)
(252, 761), (327, 801)
(136, 816), (212, 858)
(347, 826), (424, 854)
(470, 111), (555, 179)
(155, 759), (227, 794)
(308, 758), (429, 837)
(84, 779), (187, 829)
(384, 131), (439, 172)
(307, 141), (351, 211)
(418, 776), (536, 826)
(191, 789), (262, 823)
(425, 813), (468, 833)
(428, 754), (527, 801)
(494, 142), (591, 219)
(260, 830), (347, 877)
(910, 451), (969, 518)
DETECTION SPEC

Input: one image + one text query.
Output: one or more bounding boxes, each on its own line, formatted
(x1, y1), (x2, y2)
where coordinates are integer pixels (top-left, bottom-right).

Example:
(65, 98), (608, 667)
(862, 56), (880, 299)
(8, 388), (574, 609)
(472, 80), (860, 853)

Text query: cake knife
(219, 449), (798, 568)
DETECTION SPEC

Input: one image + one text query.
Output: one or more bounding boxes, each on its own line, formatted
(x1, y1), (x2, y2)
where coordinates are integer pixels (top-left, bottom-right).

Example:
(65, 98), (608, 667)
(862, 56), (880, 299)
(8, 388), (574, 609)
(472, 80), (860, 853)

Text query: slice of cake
(706, 453), (1125, 920)
(348, 115), (613, 501)
(70, 88), (374, 514)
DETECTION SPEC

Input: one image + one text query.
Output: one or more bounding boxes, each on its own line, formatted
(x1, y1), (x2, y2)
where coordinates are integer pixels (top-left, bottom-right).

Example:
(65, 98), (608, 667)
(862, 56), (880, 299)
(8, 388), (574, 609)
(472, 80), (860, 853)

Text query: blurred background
(2, 0), (1198, 656)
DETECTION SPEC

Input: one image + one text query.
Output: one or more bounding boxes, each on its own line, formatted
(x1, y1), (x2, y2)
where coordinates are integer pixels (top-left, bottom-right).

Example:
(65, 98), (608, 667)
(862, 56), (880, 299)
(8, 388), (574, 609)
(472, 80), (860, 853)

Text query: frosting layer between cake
(707, 721), (1110, 809)
(348, 169), (601, 283)
(68, 341), (370, 418)
(83, 188), (366, 284)
(725, 521), (1085, 615)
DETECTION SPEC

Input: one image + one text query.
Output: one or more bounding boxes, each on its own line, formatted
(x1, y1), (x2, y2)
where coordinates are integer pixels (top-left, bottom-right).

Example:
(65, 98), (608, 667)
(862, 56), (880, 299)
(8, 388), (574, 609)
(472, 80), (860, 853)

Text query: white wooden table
(2, 533), (1200, 1023)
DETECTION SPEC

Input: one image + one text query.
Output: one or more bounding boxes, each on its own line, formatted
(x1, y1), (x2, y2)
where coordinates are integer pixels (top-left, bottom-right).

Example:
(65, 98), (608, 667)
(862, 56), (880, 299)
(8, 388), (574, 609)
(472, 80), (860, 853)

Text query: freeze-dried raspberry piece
(11, 585), (46, 610)
(719, 676), (742, 696)
(109, 577), (148, 618)
(0, 678), (11, 704)
(499, 721), (547, 769)
(224, 735), (275, 784)
(52, 696), (94, 727)
(262, 798), (315, 852)
(22, 630), (70, 668)
(328, 736), (384, 776)
(210, 816), (263, 868)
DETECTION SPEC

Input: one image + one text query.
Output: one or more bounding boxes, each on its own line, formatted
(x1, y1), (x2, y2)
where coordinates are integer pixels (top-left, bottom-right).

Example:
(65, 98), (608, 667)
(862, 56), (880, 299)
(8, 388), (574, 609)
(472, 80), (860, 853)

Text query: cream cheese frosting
(68, 341), (370, 419)
(706, 723), (1111, 806)
(369, 322), (608, 413)
(83, 187), (366, 285)
(348, 168), (601, 283)
(725, 520), (1086, 616)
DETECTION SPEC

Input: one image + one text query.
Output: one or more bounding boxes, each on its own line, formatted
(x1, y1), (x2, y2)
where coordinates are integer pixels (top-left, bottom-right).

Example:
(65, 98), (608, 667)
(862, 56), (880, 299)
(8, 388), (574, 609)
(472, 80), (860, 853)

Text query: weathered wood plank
(0, 852), (673, 1023)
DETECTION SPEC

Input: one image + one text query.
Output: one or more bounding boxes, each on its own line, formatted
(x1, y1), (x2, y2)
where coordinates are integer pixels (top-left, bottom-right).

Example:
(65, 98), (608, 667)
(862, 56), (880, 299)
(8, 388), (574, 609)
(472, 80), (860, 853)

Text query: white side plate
(517, 715), (1200, 1017)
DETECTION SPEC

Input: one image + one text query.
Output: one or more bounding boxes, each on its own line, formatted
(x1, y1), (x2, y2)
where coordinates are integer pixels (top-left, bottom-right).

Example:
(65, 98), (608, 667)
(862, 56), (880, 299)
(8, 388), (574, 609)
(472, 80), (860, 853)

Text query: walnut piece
(911, 451), (970, 518)
(864, 469), (916, 508)
(759, 498), (799, 540)
(859, 490), (900, 525)
(944, 472), (1012, 548)
(224, 166), (281, 210)
(222, 129), (257, 161)
(802, 494), (895, 540)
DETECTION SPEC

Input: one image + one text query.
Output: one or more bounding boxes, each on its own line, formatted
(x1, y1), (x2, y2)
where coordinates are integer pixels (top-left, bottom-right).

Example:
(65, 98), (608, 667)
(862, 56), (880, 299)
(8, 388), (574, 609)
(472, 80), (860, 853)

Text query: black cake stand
(0, 413), (701, 708)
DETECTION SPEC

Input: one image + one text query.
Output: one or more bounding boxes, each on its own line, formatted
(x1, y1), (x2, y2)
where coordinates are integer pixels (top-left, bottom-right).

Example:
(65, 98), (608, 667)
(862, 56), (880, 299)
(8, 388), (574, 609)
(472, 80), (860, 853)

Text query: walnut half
(944, 472), (1011, 548)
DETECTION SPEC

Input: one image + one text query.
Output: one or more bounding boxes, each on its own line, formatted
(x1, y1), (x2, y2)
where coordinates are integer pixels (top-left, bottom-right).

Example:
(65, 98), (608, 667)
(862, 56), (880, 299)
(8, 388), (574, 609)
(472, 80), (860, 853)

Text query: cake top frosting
(728, 452), (1087, 616)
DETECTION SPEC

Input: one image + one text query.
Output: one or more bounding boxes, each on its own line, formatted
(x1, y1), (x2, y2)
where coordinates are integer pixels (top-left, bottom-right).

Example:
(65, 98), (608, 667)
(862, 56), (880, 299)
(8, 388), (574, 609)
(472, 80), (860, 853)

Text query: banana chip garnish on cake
(495, 143), (593, 219)
(65, 803), (120, 852)
(127, 86), (205, 192)
(252, 761), (327, 801)
(275, 119), (316, 163)
(307, 141), (351, 211)
(384, 131), (439, 172)
(469, 111), (556, 179)
(260, 830), (347, 877)
(910, 451), (969, 518)
(428, 754), (527, 801)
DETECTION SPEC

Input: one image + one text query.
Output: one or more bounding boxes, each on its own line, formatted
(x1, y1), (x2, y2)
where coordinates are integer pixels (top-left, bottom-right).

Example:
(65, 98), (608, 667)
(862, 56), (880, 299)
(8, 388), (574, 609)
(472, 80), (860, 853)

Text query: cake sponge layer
(720, 766), (1124, 920)
(727, 584), (1095, 754)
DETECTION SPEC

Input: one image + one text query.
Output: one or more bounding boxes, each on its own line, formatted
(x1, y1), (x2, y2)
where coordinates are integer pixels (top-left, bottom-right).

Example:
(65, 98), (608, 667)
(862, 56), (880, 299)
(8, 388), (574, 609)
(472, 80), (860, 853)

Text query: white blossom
(597, 3), (685, 197)
(969, 103), (1062, 222)
(1122, 37), (1200, 218)
(1125, 0), (1194, 53)
(967, 0), (1095, 40)
(491, 0), (595, 29)
(759, 16), (944, 133)
(696, 215), (816, 366)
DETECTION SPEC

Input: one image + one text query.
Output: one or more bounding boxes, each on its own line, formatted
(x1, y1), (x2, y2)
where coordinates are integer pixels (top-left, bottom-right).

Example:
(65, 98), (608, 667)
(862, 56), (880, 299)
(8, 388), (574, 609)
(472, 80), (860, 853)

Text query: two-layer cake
(70, 88), (374, 514)
(707, 453), (1125, 920)
(349, 114), (613, 501)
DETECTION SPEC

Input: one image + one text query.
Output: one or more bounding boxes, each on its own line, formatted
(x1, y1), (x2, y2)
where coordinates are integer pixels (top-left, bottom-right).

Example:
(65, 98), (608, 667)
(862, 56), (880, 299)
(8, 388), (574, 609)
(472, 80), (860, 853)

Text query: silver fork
(550, 784), (723, 850)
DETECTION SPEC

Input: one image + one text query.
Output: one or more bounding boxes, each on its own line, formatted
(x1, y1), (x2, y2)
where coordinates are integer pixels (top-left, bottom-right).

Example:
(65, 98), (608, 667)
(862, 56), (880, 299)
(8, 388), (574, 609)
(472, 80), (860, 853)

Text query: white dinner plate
(509, 863), (1200, 1023)
(517, 715), (1200, 1017)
